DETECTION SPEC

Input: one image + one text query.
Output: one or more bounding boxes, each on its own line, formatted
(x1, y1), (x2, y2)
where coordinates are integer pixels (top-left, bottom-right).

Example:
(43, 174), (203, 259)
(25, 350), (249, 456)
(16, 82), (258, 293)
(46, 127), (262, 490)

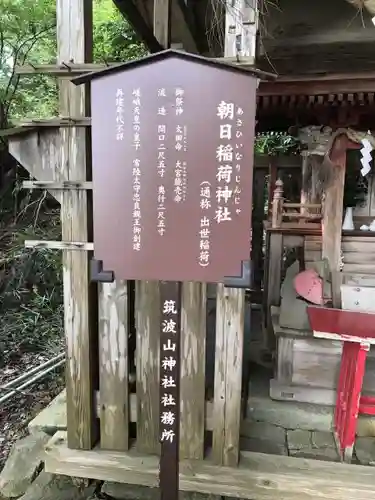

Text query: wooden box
(270, 306), (375, 405)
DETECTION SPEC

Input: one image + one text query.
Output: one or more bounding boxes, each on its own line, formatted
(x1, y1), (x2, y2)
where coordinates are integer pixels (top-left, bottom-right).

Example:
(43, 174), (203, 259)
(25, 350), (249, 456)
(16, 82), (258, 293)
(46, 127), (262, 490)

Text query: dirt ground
(0, 351), (64, 471)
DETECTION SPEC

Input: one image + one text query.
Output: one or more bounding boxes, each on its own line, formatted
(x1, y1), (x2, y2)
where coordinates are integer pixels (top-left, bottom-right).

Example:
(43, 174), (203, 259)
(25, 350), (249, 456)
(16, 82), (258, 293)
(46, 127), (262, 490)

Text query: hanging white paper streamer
(360, 138), (373, 177)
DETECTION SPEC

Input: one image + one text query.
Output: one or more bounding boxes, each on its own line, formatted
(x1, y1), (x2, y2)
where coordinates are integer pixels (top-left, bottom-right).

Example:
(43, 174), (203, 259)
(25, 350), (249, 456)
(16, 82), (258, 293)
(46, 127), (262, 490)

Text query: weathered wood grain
(272, 306), (375, 403)
(275, 337), (293, 382)
(57, 0), (97, 449)
(264, 232), (283, 348)
(153, 0), (170, 48)
(305, 235), (375, 274)
(9, 130), (63, 202)
(23, 180), (93, 190)
(180, 282), (207, 460)
(213, 284), (245, 466)
(135, 281), (160, 454)
(45, 430), (375, 500)
(94, 391), (214, 430)
(322, 137), (347, 307)
(24, 240), (94, 251)
(99, 281), (129, 451)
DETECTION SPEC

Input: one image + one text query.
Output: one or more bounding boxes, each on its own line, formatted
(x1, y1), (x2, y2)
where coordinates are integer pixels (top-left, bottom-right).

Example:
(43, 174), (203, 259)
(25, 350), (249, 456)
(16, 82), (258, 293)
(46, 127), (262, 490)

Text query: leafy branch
(255, 131), (301, 156)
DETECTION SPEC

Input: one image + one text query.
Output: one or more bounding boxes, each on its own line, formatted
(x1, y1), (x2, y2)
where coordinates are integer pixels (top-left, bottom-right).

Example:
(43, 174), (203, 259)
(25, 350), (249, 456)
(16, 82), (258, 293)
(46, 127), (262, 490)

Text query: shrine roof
(72, 49), (276, 86)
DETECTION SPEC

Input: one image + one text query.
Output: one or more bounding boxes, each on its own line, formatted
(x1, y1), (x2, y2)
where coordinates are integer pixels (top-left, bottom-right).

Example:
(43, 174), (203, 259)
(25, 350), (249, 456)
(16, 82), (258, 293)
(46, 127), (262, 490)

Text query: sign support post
(159, 280), (182, 500)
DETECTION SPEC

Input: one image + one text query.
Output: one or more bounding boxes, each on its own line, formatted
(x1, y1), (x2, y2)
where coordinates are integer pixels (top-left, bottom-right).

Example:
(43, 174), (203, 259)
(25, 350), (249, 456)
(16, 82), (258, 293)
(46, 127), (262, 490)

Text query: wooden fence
(10, 123), (303, 465)
(251, 155), (302, 293)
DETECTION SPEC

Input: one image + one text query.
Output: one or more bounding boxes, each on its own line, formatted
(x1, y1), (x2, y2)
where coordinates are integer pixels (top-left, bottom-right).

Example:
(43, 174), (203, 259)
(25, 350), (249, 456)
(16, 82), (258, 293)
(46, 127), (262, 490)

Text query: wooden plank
(213, 284), (245, 466)
(343, 252), (375, 264)
(24, 240), (94, 251)
(99, 281), (129, 451)
(179, 282), (207, 460)
(306, 237), (375, 253)
(291, 339), (341, 390)
(45, 430), (375, 500)
(135, 281), (160, 454)
(9, 130), (63, 202)
(18, 117), (91, 127)
(270, 379), (336, 406)
(275, 337), (293, 383)
(23, 180), (93, 190)
(94, 391), (214, 429)
(304, 250), (321, 263)
(0, 126), (36, 137)
(343, 264), (375, 274)
(153, 0), (170, 48)
(15, 62), (121, 75)
(57, 0), (97, 450)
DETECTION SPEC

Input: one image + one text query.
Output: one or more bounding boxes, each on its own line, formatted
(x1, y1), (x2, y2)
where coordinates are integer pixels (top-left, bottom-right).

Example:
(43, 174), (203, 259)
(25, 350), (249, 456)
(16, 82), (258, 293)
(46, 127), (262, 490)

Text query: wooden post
(267, 158), (277, 217)
(57, 0), (98, 449)
(271, 179), (284, 228)
(300, 152), (309, 216)
(322, 136), (347, 308)
(212, 0), (257, 467)
(179, 282), (206, 460)
(98, 279), (129, 451)
(224, 0), (258, 62)
(159, 281), (181, 500)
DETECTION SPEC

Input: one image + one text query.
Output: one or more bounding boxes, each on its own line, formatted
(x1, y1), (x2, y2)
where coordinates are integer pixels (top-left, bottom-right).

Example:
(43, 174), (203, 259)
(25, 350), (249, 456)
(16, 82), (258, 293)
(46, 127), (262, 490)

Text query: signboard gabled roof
(72, 49), (276, 86)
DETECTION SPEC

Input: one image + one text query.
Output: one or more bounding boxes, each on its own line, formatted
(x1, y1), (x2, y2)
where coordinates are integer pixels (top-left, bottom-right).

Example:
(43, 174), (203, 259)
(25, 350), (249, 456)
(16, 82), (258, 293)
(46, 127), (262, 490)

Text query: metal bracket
(90, 259), (115, 283)
(223, 260), (252, 289)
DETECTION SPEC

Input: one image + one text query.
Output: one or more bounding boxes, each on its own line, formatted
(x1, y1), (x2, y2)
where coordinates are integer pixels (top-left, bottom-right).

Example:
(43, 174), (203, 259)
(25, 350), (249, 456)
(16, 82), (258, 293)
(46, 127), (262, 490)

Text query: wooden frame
(44, 431), (375, 500)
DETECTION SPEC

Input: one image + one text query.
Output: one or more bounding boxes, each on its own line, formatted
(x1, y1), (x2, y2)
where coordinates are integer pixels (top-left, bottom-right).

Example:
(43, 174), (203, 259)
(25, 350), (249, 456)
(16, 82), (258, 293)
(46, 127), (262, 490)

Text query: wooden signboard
(73, 49), (261, 500)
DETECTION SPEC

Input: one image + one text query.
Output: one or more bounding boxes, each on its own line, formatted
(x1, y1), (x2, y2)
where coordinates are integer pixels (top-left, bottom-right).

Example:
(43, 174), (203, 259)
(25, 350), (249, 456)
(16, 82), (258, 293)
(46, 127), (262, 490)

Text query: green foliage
(0, 0), (146, 124)
(0, 211), (63, 364)
(0, 0), (146, 364)
(0, 0), (57, 123)
(93, 0), (147, 63)
(255, 131), (301, 156)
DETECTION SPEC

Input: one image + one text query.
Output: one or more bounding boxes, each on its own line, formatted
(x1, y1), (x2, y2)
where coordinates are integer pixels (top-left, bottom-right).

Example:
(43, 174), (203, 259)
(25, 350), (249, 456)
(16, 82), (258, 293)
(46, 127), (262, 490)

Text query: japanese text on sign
(132, 88), (142, 251)
(157, 88), (167, 235)
(198, 182), (212, 267)
(174, 87), (187, 203)
(175, 87), (184, 116)
(215, 101), (244, 223)
(160, 299), (178, 444)
(115, 88), (124, 141)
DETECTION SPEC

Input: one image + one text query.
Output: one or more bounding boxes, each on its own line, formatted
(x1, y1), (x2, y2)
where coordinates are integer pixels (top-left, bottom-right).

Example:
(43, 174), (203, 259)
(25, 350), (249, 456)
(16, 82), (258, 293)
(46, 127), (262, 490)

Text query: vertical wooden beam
(213, 284), (245, 466)
(212, 0), (256, 467)
(267, 158), (277, 217)
(224, 0), (258, 62)
(135, 0), (171, 455)
(322, 136), (347, 308)
(179, 282), (207, 460)
(99, 281), (129, 451)
(154, 0), (171, 46)
(264, 232), (283, 349)
(57, 0), (98, 449)
(135, 282), (161, 454)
